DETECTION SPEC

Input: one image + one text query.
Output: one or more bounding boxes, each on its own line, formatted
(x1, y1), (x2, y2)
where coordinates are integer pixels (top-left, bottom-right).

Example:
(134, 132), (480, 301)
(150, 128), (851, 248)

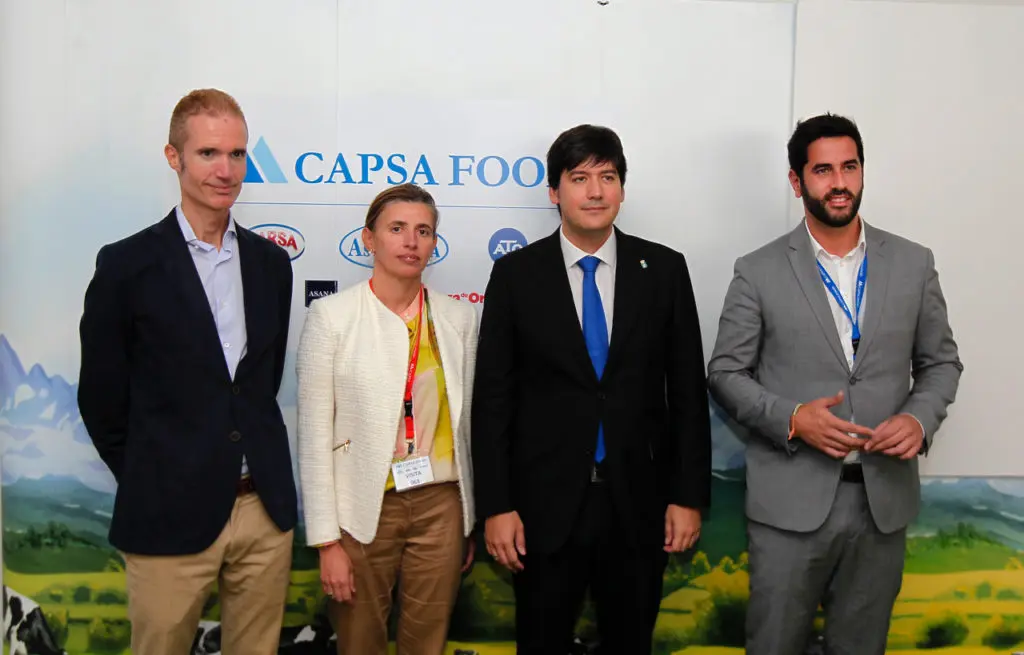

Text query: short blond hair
(168, 89), (246, 151)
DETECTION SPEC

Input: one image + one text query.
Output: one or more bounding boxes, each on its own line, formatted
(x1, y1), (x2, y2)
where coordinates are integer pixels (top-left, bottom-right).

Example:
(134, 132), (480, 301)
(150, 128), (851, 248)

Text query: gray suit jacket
(707, 220), (962, 534)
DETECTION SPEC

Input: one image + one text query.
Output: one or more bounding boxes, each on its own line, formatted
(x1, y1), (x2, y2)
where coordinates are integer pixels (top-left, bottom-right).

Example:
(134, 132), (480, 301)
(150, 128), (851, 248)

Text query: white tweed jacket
(296, 281), (478, 546)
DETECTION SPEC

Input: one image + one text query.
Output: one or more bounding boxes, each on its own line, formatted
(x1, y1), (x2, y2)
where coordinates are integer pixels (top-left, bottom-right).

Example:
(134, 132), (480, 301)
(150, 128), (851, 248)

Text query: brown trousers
(123, 491), (293, 655)
(331, 481), (464, 655)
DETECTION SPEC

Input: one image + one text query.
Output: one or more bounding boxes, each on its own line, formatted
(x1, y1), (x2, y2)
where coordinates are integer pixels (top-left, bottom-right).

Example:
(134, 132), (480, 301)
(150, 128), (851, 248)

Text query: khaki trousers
(123, 491), (293, 655)
(331, 481), (464, 655)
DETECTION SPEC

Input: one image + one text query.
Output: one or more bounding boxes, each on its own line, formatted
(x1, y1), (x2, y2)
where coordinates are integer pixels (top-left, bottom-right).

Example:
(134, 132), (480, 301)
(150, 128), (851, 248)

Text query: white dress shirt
(806, 221), (867, 372)
(808, 221), (867, 462)
(806, 220), (925, 459)
(559, 227), (616, 342)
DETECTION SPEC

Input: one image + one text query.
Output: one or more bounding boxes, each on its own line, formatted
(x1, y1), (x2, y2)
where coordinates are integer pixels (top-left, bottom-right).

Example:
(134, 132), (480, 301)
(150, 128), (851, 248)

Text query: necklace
(369, 279), (422, 322)
(400, 295), (420, 322)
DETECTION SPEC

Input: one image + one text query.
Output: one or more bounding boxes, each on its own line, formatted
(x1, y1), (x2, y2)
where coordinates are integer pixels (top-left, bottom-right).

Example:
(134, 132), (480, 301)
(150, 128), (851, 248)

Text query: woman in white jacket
(296, 183), (477, 654)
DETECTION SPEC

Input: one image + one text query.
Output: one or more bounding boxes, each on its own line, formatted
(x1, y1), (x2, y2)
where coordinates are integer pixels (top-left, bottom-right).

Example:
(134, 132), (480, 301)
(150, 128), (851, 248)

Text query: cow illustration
(192, 618), (336, 654)
(2, 586), (66, 655)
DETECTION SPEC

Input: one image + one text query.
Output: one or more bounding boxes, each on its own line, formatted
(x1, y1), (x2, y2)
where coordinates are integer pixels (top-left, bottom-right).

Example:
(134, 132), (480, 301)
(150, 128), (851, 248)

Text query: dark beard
(801, 180), (862, 228)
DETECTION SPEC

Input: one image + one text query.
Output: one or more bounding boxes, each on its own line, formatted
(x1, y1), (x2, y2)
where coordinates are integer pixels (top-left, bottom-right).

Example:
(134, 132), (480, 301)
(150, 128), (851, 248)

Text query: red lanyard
(370, 279), (424, 454)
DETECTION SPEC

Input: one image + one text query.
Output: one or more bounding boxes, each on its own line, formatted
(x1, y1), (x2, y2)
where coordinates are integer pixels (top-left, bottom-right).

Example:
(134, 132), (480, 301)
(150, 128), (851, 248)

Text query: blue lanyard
(816, 255), (867, 344)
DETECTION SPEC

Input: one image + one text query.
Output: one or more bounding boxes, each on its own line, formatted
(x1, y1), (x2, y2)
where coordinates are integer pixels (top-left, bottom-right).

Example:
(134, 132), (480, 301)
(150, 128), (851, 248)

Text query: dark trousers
(513, 479), (668, 654)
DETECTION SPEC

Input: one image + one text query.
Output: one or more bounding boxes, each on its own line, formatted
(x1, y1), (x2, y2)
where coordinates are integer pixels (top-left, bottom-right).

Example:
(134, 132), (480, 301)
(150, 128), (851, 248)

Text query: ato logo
(251, 223), (305, 260)
(489, 228), (528, 261)
(338, 227), (449, 269)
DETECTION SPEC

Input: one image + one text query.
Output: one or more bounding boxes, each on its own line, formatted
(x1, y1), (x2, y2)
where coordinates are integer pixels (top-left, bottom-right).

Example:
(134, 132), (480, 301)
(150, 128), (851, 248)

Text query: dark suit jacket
(472, 227), (712, 554)
(78, 209), (297, 555)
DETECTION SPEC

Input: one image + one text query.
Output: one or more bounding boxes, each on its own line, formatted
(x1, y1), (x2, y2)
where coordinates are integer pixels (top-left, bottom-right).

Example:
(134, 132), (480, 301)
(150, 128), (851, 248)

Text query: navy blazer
(78, 209), (296, 555)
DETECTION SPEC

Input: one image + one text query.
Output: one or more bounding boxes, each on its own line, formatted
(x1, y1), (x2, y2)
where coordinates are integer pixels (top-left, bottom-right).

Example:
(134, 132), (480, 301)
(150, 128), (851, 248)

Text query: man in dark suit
(472, 124), (712, 654)
(78, 88), (296, 655)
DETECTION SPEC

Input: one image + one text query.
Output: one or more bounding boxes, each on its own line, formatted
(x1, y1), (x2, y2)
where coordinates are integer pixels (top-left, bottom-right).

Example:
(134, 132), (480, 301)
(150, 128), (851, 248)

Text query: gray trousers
(746, 480), (907, 655)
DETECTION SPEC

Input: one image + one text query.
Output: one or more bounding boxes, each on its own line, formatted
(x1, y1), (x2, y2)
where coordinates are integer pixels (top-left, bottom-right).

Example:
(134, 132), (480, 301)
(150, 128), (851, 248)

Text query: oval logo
(251, 223), (306, 261)
(338, 227), (449, 268)
(488, 227), (528, 261)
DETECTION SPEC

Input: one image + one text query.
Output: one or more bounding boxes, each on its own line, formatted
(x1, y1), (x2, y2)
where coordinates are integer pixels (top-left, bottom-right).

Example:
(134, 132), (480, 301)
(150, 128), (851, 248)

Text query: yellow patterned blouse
(384, 303), (457, 491)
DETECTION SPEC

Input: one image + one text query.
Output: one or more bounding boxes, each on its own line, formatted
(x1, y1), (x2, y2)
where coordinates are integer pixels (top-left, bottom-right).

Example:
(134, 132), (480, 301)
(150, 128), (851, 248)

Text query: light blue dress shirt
(175, 206), (249, 475)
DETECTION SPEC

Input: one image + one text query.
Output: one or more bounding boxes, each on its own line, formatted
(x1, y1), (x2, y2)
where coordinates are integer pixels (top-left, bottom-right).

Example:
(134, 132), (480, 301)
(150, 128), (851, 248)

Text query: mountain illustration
(5, 333), (1024, 557)
(916, 477), (1024, 550)
(710, 403), (747, 471)
(2, 475), (114, 541)
(1, 335), (83, 433)
(0, 335), (114, 493)
(0, 334), (25, 403)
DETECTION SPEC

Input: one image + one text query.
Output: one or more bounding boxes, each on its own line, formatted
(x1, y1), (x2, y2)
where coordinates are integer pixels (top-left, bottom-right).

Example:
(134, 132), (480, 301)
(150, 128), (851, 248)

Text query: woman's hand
(461, 533), (477, 573)
(319, 541), (356, 603)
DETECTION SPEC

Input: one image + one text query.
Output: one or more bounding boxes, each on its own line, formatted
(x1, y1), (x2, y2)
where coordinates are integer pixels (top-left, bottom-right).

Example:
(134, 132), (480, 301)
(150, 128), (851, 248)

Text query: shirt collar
(176, 205), (237, 250)
(805, 218), (866, 260)
(559, 226), (617, 271)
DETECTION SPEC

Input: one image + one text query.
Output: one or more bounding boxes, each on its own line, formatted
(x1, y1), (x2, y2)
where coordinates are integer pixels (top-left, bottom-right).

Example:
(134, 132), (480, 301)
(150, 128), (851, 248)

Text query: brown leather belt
(841, 463), (864, 484)
(237, 476), (256, 496)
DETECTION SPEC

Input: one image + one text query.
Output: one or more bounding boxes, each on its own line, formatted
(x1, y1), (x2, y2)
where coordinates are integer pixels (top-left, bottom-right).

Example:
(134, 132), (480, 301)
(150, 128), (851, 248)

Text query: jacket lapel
(538, 230), (597, 384)
(605, 229), (644, 373)
(851, 223), (889, 375)
(236, 226), (274, 377)
(426, 291), (465, 437)
(154, 210), (231, 381)
(787, 222), (850, 372)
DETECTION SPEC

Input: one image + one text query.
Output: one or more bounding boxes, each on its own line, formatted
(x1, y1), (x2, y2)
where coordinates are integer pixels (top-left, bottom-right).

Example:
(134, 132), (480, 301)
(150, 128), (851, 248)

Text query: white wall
(792, 0), (1024, 476)
(0, 0), (1021, 501)
(0, 0), (796, 495)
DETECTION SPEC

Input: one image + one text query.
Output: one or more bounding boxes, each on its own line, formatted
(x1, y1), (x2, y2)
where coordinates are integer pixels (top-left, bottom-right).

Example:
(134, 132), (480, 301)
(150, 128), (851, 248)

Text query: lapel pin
(640, 259), (648, 269)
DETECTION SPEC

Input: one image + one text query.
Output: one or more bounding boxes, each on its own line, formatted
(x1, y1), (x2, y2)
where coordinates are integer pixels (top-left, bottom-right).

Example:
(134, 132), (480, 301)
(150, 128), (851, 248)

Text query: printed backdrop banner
(5, 2), (1021, 655)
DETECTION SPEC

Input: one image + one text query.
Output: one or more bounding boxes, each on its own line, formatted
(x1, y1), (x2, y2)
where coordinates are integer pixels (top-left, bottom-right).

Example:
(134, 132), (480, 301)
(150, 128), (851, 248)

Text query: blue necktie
(578, 256), (608, 463)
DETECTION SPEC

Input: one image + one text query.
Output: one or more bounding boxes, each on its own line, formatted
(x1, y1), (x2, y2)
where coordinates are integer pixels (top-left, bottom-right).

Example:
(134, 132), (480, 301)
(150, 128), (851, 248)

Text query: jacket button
(598, 392), (606, 401)
(229, 431), (242, 442)
(232, 385), (241, 395)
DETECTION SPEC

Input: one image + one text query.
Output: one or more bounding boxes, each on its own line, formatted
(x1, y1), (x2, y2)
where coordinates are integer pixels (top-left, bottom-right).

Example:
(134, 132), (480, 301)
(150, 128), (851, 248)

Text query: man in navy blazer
(78, 89), (296, 655)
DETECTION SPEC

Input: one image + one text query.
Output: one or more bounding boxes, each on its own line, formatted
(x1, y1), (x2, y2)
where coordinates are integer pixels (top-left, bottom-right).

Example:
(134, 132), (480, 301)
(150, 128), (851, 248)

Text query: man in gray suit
(707, 113), (962, 655)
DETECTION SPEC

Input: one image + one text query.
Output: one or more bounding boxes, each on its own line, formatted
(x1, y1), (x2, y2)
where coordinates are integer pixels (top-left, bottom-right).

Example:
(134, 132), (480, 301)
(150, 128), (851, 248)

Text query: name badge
(391, 456), (434, 492)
